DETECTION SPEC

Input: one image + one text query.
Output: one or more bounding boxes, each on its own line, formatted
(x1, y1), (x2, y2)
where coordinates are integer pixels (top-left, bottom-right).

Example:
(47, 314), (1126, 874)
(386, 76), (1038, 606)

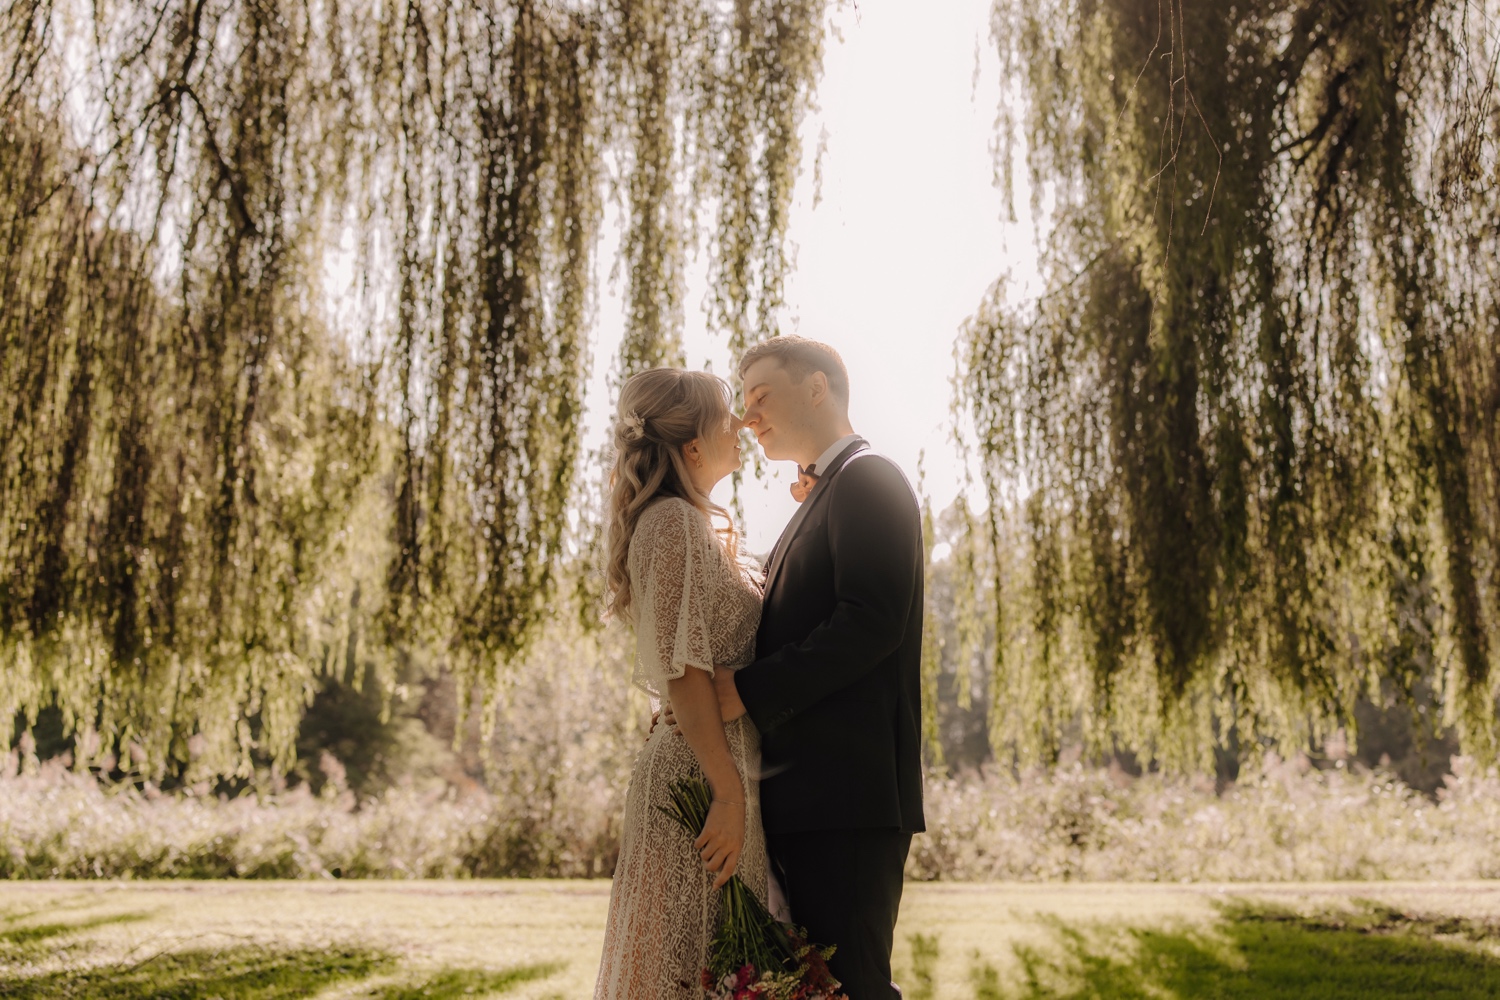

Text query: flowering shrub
(910, 755), (1500, 882)
(0, 751), (620, 880)
(5, 749), (1500, 882)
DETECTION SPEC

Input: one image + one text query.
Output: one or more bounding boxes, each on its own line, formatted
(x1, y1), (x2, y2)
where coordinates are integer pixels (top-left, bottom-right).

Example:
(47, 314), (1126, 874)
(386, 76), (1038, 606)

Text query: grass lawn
(3, 881), (1500, 998)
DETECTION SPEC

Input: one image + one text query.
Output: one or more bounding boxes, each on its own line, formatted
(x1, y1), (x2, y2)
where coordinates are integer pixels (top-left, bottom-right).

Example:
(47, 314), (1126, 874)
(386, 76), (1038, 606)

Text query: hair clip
(619, 409), (646, 441)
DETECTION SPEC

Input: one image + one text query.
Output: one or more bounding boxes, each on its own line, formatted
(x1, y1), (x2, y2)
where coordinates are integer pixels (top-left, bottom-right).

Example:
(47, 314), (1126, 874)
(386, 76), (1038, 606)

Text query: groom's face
(740, 357), (815, 462)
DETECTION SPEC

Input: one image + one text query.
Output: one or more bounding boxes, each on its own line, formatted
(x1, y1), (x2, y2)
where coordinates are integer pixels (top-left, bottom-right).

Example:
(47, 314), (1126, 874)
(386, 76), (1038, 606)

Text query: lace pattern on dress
(628, 497), (761, 696)
(595, 497), (767, 1000)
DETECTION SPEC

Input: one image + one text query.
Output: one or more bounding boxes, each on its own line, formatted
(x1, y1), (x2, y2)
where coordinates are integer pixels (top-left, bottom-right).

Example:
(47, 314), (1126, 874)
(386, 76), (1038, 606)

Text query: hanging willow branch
(0, 0), (829, 779)
(960, 0), (1499, 768)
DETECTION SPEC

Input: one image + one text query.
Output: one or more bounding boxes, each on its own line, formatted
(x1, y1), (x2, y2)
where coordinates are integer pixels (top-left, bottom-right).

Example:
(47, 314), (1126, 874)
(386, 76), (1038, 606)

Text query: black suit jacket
(734, 438), (926, 835)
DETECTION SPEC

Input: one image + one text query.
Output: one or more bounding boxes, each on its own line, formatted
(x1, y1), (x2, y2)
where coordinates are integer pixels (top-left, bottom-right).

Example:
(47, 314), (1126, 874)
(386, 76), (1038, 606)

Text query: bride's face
(687, 410), (744, 490)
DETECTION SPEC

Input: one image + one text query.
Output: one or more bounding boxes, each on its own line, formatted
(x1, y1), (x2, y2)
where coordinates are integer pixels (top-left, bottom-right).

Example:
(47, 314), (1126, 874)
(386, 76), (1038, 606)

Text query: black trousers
(767, 828), (913, 1000)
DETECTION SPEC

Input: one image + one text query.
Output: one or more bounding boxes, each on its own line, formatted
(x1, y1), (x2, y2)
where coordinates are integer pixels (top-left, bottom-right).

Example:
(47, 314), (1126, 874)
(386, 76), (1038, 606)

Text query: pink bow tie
(790, 465), (819, 503)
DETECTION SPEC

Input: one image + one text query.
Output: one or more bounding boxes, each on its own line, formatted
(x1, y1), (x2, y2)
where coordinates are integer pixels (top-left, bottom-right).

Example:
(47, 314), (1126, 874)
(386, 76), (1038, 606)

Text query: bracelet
(713, 798), (744, 806)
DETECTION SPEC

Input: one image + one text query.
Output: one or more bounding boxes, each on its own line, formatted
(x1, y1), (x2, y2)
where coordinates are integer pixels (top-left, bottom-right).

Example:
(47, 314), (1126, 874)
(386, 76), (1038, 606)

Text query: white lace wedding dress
(595, 497), (769, 999)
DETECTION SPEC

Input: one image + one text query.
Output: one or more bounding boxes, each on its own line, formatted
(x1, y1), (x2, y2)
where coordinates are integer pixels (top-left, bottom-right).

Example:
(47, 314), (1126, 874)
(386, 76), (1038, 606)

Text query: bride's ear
(682, 439), (704, 469)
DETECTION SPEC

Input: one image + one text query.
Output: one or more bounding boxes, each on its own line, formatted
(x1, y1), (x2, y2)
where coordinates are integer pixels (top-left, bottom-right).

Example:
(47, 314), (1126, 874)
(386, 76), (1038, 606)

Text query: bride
(593, 367), (769, 999)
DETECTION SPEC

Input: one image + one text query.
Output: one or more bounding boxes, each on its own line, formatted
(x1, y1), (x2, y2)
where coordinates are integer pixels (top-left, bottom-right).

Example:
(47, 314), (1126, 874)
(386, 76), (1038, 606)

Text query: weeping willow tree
(959, 0), (1499, 768)
(0, 0), (827, 779)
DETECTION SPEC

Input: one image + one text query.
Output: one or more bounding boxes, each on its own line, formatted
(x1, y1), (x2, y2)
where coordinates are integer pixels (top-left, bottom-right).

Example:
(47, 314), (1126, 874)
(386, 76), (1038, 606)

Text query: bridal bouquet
(658, 778), (849, 1000)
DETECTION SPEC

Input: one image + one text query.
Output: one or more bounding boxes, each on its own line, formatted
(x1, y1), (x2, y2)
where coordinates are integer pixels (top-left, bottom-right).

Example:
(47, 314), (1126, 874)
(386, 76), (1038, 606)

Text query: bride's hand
(694, 797), (745, 889)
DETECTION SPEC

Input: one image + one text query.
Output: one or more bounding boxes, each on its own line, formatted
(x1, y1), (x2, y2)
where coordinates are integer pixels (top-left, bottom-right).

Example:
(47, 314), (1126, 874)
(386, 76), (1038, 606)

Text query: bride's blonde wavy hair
(605, 368), (741, 624)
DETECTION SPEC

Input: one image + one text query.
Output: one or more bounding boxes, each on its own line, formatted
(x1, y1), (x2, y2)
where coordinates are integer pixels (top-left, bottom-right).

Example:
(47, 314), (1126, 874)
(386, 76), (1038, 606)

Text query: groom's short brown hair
(738, 336), (850, 404)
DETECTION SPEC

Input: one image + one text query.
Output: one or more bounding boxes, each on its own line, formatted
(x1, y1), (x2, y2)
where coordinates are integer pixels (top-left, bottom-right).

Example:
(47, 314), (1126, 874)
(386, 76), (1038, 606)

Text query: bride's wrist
(707, 776), (743, 805)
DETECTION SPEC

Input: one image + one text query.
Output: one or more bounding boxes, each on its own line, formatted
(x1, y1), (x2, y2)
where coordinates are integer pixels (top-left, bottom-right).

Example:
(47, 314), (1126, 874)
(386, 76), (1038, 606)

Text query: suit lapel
(762, 437), (868, 598)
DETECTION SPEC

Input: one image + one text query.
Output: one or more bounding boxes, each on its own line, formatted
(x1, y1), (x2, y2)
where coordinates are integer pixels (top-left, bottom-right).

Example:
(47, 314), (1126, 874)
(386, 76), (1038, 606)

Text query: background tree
(0, 0), (829, 780)
(958, 0), (1499, 768)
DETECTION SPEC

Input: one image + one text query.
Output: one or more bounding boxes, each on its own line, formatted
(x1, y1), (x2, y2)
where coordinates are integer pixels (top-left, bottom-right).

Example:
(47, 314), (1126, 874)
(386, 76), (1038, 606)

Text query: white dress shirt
(807, 433), (861, 476)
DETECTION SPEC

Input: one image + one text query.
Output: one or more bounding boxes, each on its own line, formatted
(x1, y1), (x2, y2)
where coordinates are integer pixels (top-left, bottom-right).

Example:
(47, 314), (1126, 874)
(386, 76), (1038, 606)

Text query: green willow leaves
(960, 0), (1499, 766)
(0, 0), (827, 778)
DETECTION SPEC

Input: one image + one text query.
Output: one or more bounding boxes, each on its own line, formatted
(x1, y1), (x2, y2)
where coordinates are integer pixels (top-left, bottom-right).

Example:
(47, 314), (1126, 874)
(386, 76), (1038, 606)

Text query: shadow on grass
(373, 963), (563, 1000)
(970, 901), (1500, 1000)
(0, 945), (392, 999)
(0, 910), (150, 949)
(0, 938), (559, 1000)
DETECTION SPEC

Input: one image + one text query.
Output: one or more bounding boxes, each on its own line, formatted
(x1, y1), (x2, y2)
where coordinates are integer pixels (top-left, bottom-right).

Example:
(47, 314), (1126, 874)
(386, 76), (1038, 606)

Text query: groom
(716, 336), (925, 999)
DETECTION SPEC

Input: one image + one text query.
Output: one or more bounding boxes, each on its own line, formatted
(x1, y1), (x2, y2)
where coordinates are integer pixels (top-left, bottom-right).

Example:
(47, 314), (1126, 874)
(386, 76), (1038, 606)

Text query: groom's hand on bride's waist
(648, 705), (680, 735)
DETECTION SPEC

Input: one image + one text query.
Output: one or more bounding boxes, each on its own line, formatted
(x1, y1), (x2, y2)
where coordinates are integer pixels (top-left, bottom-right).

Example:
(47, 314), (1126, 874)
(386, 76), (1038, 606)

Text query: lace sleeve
(630, 499), (717, 696)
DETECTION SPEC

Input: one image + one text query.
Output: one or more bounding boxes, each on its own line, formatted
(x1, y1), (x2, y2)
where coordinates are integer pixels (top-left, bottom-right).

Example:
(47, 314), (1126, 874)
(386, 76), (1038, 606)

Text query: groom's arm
(733, 455), (921, 733)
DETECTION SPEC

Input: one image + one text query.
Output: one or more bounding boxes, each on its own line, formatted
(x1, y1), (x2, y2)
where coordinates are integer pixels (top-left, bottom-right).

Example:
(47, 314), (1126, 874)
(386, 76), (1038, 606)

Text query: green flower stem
(658, 777), (800, 978)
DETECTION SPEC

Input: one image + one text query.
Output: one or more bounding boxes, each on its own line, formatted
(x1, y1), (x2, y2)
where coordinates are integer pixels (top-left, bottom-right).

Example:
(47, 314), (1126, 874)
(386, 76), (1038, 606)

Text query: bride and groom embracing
(594, 337), (925, 999)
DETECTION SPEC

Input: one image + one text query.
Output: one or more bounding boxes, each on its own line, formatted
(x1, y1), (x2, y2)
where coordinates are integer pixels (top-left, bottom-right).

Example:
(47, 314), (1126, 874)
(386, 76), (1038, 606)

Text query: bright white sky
(585, 0), (1043, 552)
